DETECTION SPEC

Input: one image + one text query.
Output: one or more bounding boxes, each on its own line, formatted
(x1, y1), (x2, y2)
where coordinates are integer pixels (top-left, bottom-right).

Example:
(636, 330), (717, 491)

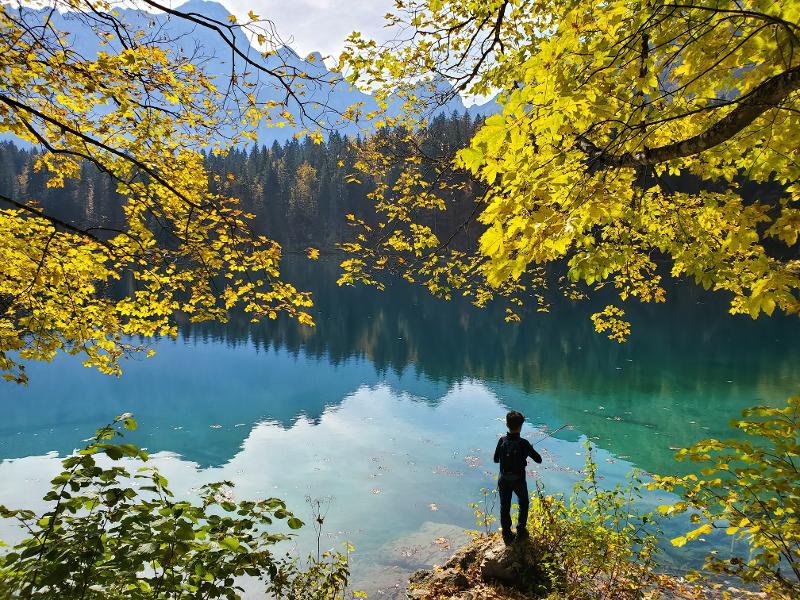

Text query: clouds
(222, 0), (393, 63)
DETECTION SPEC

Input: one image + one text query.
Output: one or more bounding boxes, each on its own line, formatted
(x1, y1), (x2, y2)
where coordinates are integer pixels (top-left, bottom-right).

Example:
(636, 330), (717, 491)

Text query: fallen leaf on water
(371, 488), (382, 495)
(432, 466), (464, 477)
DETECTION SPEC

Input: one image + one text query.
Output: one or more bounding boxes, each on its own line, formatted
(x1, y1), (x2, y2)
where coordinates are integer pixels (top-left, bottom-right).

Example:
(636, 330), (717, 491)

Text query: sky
(26, 0), (393, 59)
(201, 0), (492, 106)
(220, 0), (394, 64)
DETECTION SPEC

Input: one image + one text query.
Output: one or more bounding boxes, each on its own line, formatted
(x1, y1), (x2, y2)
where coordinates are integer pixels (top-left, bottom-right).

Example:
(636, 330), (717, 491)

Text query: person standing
(493, 410), (543, 545)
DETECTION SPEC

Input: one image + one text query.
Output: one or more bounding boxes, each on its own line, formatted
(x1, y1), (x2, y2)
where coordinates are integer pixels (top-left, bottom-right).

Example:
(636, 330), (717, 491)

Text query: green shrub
(266, 544), (357, 600)
(526, 441), (660, 599)
(653, 395), (800, 598)
(0, 414), (350, 599)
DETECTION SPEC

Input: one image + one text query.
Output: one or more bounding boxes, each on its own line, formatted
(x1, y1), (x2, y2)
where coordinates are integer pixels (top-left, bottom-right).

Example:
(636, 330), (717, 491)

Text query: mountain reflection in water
(2, 257), (798, 595)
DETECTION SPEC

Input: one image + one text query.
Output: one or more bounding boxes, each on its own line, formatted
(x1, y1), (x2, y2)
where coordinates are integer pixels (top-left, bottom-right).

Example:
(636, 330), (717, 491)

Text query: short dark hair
(506, 410), (525, 431)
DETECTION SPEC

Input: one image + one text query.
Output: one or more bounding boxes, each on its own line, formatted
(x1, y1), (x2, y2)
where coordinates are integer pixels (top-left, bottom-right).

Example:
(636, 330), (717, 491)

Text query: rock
(451, 592), (481, 600)
(430, 569), (469, 590)
(404, 532), (731, 600)
(479, 540), (518, 582)
(406, 568), (433, 598)
(407, 567), (469, 599)
(481, 537), (545, 591)
(405, 533), (547, 598)
(406, 586), (428, 600)
(408, 569), (431, 586)
(442, 542), (481, 572)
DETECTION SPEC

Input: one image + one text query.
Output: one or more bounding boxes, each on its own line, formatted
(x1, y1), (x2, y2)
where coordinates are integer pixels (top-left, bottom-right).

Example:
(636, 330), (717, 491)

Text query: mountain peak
(176, 0), (231, 19)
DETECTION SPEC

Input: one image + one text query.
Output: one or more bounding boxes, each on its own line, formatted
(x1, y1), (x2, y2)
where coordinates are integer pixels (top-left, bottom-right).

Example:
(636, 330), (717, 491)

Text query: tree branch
(582, 66), (800, 168)
(0, 192), (112, 249)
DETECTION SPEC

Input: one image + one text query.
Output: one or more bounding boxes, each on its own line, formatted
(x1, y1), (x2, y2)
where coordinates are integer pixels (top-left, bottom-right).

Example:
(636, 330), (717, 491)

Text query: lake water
(1, 258), (798, 597)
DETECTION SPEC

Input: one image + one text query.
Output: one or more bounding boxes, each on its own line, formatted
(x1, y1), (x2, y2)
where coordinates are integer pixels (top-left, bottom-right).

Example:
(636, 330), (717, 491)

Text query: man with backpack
(493, 410), (543, 545)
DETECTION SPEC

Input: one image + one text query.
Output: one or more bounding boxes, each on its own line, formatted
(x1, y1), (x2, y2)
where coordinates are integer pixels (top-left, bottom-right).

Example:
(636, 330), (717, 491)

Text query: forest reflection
(2, 257), (798, 478)
(171, 257), (800, 473)
(179, 258), (797, 398)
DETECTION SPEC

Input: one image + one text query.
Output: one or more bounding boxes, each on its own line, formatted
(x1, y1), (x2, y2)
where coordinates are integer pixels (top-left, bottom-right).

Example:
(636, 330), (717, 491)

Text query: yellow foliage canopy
(0, 1), (322, 382)
(339, 0), (800, 339)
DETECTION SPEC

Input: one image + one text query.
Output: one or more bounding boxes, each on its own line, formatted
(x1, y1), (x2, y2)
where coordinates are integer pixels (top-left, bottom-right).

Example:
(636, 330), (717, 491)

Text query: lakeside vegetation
(411, 400), (800, 600)
(0, 415), (354, 600)
(1, 0), (798, 598)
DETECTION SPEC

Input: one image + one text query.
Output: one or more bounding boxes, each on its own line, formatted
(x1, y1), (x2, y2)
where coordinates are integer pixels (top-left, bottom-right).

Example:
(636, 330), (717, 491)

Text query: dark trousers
(498, 476), (529, 534)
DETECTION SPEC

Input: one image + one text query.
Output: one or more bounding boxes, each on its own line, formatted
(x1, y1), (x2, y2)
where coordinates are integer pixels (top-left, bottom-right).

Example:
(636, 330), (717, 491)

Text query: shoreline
(403, 532), (769, 600)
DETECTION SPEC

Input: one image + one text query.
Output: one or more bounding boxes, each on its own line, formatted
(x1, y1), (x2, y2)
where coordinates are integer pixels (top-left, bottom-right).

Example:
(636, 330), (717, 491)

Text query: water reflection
(2, 257), (799, 469)
(0, 380), (679, 597)
(0, 258), (797, 595)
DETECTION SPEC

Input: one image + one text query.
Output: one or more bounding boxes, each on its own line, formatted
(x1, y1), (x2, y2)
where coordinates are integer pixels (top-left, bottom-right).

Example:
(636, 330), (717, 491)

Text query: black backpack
(499, 437), (526, 479)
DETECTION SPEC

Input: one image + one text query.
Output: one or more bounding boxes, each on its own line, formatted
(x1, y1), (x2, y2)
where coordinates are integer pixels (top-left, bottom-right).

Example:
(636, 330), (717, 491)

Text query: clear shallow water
(1, 259), (798, 596)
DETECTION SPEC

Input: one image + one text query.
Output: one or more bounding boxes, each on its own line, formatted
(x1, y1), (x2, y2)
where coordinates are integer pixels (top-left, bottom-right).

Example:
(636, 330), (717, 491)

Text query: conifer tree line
(0, 112), (483, 250)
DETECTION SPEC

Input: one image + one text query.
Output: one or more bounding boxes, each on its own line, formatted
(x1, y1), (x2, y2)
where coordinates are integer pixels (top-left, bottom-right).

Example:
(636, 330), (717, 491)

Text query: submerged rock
(378, 521), (470, 570)
(353, 521), (471, 599)
(352, 562), (415, 600)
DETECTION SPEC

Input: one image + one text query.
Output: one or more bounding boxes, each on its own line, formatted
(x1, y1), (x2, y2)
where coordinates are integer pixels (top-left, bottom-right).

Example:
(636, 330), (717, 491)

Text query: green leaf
(219, 536), (240, 551)
(103, 445), (123, 460)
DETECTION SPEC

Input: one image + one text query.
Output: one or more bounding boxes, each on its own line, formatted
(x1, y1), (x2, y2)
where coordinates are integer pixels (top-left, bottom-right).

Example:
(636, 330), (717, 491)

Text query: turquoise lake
(1, 258), (798, 597)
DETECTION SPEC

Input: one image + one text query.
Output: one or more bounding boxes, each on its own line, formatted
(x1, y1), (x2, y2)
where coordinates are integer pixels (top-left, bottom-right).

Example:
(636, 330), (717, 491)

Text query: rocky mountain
(5, 0), (499, 145)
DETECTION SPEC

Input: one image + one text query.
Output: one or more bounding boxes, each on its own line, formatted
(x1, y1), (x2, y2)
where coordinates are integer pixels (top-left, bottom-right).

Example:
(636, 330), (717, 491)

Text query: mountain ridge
(2, 0), (499, 146)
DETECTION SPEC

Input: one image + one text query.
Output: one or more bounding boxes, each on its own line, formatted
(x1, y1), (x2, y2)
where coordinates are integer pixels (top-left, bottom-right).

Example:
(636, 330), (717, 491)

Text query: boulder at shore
(406, 533), (547, 600)
(405, 533), (766, 600)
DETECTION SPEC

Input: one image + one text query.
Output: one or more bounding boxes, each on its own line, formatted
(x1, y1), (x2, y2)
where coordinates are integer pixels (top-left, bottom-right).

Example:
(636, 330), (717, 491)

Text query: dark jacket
(493, 432), (543, 479)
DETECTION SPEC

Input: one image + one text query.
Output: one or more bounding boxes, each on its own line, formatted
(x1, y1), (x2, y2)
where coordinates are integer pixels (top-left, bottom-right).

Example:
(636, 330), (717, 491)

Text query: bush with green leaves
(0, 414), (350, 599)
(654, 395), (800, 598)
(526, 441), (660, 599)
(266, 543), (362, 600)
